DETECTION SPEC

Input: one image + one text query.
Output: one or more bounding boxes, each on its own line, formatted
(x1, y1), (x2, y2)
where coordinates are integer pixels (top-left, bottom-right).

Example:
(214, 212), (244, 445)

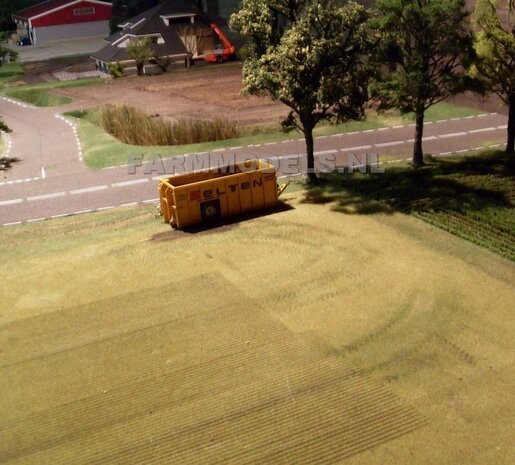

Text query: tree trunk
(304, 124), (317, 183)
(413, 110), (425, 168)
(136, 62), (143, 76)
(507, 94), (515, 154)
(186, 54), (191, 69)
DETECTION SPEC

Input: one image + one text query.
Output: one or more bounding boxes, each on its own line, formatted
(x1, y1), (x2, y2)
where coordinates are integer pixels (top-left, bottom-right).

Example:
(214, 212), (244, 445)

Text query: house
(12, 0), (112, 46)
(92, 0), (232, 75)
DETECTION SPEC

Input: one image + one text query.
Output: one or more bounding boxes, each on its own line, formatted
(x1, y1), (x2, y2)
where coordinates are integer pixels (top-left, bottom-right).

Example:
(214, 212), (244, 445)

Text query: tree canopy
(471, 0), (515, 153)
(370, 0), (474, 167)
(233, 0), (371, 182)
(230, 0), (309, 56)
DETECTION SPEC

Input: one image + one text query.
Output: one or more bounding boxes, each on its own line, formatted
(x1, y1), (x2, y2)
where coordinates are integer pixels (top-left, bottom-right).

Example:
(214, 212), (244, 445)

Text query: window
(73, 7), (95, 16)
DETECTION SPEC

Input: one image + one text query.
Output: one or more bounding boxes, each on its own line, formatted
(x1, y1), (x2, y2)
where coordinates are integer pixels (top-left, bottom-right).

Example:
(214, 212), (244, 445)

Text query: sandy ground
(1, 194), (513, 464)
(55, 62), (290, 128)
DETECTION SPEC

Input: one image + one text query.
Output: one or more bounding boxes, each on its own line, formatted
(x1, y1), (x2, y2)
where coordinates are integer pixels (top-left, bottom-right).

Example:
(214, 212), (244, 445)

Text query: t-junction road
(0, 97), (508, 227)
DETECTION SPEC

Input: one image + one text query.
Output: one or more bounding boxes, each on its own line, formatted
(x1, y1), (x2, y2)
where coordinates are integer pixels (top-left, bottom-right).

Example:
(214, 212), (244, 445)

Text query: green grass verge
(1, 77), (106, 106)
(302, 149), (515, 261)
(4, 88), (72, 106)
(68, 102), (484, 169)
(0, 62), (23, 87)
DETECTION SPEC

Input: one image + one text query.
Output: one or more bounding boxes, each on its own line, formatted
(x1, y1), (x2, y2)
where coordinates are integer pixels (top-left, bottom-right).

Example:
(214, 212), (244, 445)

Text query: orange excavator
(203, 23), (235, 63)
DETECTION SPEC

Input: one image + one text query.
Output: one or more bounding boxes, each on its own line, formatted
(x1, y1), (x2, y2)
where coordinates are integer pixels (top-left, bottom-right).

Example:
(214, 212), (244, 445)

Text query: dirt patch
(56, 62), (288, 128)
(15, 56), (96, 85)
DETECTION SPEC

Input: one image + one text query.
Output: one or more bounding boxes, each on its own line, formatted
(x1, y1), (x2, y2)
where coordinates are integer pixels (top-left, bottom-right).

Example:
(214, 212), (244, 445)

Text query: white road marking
(340, 145), (372, 152)
(142, 198), (159, 204)
(0, 198), (23, 206)
(50, 213), (70, 219)
(314, 149), (338, 155)
(3, 221), (22, 226)
(469, 127), (497, 134)
(120, 202), (138, 207)
(74, 209), (92, 215)
(439, 131), (468, 138)
(0, 176), (41, 187)
(497, 125), (508, 130)
(41, 166), (46, 179)
(97, 205), (115, 211)
(112, 178), (149, 187)
(27, 192), (66, 201)
(27, 218), (45, 223)
(70, 185), (108, 195)
(375, 140), (405, 148)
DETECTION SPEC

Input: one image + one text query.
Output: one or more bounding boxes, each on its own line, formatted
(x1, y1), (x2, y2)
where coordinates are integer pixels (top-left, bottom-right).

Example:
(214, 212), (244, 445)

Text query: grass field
(1, 187), (513, 464)
(68, 103), (484, 169)
(305, 150), (515, 261)
(0, 62), (23, 87)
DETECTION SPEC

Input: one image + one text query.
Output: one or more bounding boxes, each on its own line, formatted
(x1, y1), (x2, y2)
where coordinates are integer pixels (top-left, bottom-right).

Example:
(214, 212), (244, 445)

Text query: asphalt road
(0, 97), (508, 227)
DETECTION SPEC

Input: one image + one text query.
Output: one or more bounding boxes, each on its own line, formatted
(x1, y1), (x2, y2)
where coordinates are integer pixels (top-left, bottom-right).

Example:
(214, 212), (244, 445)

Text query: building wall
(31, 1), (112, 27)
(34, 19), (109, 43)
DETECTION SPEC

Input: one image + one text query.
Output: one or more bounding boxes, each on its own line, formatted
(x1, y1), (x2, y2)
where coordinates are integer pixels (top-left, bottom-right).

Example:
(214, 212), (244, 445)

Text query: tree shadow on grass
(302, 151), (514, 216)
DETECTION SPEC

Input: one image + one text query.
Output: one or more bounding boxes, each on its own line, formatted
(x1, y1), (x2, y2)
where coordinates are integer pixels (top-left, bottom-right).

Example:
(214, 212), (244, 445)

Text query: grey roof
(93, 0), (214, 63)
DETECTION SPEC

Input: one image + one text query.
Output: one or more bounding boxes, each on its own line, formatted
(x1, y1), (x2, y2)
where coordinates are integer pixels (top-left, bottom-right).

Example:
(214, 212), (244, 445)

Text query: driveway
(5, 37), (106, 63)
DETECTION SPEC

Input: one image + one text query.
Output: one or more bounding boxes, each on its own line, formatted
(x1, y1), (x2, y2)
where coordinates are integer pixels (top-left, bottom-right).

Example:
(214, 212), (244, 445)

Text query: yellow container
(158, 160), (281, 229)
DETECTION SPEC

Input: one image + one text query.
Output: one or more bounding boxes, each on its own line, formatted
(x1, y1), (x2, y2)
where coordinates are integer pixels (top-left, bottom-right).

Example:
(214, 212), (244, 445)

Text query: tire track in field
(2, 272), (425, 465)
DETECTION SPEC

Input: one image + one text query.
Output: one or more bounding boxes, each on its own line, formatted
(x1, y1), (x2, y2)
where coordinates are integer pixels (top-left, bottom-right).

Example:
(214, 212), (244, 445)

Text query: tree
(234, 0), (371, 183)
(471, 0), (515, 153)
(230, 0), (308, 57)
(0, 117), (10, 134)
(371, 0), (474, 167)
(0, 45), (18, 63)
(127, 37), (152, 76)
(178, 25), (203, 68)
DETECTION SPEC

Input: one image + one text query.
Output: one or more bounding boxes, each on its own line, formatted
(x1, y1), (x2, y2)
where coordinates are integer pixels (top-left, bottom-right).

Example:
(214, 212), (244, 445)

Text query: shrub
(153, 56), (172, 73)
(108, 62), (125, 79)
(101, 105), (238, 146)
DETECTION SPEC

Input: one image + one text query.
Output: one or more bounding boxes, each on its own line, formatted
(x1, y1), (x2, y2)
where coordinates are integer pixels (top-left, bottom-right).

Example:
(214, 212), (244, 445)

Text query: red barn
(12, 0), (112, 45)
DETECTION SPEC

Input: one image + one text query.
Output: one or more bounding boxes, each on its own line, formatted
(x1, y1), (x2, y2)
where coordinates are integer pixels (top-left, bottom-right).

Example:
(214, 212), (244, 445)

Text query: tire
(200, 200), (221, 224)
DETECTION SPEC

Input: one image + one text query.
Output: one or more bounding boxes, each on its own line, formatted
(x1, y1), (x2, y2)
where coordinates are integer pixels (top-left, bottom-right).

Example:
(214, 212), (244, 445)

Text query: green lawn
(303, 149), (515, 261)
(0, 62), (23, 87)
(69, 102), (484, 169)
